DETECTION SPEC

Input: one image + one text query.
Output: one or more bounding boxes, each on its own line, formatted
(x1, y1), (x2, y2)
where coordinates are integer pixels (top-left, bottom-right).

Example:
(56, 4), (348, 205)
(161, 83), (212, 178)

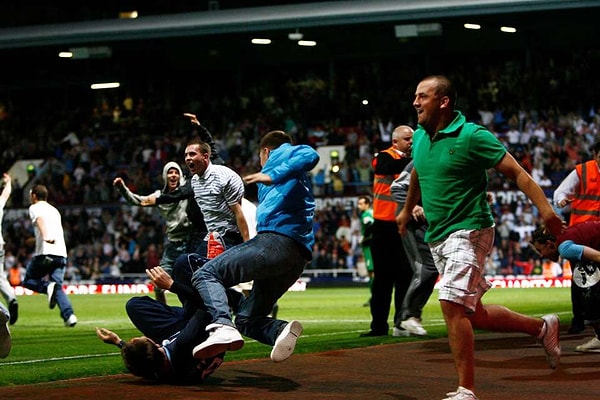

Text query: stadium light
(251, 38), (272, 45)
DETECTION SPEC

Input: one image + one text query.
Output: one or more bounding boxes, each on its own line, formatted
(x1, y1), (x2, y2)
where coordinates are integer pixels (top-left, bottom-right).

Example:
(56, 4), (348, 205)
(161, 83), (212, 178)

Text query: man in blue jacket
(191, 130), (319, 363)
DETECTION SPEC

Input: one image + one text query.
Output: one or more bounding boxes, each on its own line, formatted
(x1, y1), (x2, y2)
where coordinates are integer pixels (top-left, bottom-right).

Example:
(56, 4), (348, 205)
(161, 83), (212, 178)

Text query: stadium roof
(0, 0), (598, 49)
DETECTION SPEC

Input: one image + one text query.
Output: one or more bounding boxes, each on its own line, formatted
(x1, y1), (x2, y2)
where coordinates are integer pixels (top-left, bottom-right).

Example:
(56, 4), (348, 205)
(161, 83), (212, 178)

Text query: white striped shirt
(190, 163), (244, 237)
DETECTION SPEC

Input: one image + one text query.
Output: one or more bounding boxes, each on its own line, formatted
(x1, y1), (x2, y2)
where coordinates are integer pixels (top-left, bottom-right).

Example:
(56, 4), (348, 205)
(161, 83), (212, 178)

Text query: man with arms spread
(114, 161), (192, 304)
(96, 256), (227, 384)
(396, 75), (563, 400)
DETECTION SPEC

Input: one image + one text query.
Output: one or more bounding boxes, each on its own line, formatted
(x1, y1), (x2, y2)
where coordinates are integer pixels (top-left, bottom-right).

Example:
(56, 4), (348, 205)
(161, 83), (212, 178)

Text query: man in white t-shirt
(23, 185), (77, 327)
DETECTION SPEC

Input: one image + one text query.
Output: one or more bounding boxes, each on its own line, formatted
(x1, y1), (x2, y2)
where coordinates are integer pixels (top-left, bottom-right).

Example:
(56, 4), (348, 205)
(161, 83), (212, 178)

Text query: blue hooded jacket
(256, 143), (319, 255)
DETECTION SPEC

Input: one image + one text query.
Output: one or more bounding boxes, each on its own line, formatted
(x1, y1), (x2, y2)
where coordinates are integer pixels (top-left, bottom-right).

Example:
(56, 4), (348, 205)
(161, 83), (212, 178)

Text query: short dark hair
(121, 338), (164, 380)
(423, 75), (458, 108)
(260, 130), (292, 150)
(186, 139), (211, 157)
(358, 195), (372, 206)
(530, 225), (555, 245)
(30, 184), (48, 201)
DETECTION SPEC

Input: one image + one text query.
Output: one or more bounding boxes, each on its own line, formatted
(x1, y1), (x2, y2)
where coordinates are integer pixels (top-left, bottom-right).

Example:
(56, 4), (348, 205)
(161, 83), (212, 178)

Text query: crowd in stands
(0, 51), (599, 284)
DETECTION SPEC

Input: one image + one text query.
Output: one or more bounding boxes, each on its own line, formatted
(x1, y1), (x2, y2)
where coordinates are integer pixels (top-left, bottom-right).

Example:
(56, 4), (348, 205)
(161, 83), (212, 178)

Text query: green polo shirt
(412, 111), (506, 243)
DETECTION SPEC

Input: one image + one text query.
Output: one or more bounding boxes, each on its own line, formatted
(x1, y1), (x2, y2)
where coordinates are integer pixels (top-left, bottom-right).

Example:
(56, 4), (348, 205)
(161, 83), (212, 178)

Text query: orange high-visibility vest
(570, 160), (600, 226)
(542, 260), (557, 279)
(372, 147), (403, 221)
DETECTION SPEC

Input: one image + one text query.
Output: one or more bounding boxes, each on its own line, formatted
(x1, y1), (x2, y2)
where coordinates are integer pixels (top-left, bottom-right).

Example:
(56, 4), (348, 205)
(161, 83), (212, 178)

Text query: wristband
(117, 340), (125, 348)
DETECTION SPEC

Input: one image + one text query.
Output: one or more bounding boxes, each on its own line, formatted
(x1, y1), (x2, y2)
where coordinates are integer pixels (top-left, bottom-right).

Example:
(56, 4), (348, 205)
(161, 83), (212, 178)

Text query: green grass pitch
(0, 286), (572, 386)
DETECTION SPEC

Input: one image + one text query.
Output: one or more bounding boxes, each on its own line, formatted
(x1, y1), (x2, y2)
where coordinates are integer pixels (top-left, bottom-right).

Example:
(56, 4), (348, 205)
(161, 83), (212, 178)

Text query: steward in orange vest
(569, 159), (600, 225)
(372, 147), (410, 221)
(361, 125), (413, 337)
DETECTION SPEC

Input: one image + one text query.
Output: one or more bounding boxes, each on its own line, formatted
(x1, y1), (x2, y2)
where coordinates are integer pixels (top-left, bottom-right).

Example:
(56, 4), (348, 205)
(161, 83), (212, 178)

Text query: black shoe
(8, 300), (18, 325)
(360, 330), (388, 337)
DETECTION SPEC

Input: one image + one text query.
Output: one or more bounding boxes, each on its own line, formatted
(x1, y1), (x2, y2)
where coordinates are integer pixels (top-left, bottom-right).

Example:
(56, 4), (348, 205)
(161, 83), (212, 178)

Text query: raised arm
(495, 152), (563, 236)
(183, 113), (223, 164)
(113, 177), (156, 207)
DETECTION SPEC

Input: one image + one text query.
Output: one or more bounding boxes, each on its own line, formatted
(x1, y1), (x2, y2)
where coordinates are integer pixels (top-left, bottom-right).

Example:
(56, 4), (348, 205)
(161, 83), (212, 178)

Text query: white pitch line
(0, 311), (573, 366)
(0, 352), (119, 366)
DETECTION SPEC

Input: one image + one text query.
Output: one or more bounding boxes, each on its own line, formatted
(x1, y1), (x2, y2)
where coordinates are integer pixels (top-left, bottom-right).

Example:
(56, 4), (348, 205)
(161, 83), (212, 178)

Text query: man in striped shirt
(183, 139), (250, 248)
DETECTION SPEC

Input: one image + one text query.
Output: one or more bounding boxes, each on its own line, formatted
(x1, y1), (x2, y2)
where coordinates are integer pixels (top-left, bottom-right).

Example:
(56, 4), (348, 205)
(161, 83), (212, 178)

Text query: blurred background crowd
(0, 50), (598, 285)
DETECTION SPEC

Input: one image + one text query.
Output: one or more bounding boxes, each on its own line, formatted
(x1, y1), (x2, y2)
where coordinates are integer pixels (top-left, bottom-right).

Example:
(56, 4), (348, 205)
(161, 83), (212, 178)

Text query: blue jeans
(192, 232), (307, 345)
(24, 255), (74, 322)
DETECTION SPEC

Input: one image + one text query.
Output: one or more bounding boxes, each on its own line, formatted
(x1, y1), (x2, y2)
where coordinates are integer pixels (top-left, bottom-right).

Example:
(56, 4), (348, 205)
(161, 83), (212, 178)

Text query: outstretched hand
(183, 113), (200, 126)
(243, 172), (272, 185)
(146, 266), (173, 290)
(96, 327), (121, 346)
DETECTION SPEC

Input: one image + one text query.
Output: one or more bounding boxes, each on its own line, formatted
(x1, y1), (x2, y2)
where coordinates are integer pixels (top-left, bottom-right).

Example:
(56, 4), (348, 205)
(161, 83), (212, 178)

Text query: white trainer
(575, 336), (600, 353)
(443, 386), (479, 400)
(0, 311), (11, 358)
(400, 317), (428, 336)
(65, 314), (78, 327)
(47, 282), (58, 309)
(392, 327), (410, 337)
(270, 320), (303, 362)
(193, 323), (244, 359)
(540, 314), (560, 369)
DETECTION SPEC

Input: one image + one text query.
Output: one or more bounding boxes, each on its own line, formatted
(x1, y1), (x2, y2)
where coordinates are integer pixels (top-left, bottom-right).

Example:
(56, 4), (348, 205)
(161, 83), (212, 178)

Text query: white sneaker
(270, 320), (303, 362)
(400, 317), (428, 336)
(0, 312), (11, 358)
(47, 282), (58, 309)
(65, 314), (78, 327)
(442, 386), (479, 400)
(392, 326), (410, 337)
(540, 314), (560, 369)
(575, 336), (600, 353)
(193, 323), (244, 359)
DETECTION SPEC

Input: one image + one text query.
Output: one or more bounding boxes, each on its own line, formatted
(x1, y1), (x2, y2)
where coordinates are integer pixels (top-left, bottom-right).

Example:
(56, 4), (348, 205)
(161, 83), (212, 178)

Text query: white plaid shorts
(429, 227), (494, 312)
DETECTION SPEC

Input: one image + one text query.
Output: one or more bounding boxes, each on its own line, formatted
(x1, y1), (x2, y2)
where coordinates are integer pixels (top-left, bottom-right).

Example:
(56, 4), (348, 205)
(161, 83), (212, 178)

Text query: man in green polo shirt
(396, 75), (564, 400)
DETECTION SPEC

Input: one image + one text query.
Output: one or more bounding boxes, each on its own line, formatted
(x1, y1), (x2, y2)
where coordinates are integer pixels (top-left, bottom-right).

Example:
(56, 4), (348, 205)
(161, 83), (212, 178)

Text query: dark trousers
(126, 296), (189, 342)
(399, 222), (439, 322)
(369, 219), (413, 333)
(24, 254), (74, 322)
(571, 283), (586, 328)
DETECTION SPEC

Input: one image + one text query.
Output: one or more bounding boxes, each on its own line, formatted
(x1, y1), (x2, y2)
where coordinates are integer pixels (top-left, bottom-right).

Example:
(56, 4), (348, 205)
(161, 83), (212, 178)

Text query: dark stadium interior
(0, 1), (599, 280)
(1, 2), (598, 90)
